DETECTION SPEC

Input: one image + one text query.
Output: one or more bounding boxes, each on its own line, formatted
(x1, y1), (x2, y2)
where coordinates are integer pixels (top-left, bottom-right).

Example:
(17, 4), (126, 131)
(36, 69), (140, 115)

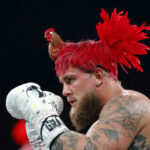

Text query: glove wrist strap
(40, 115), (69, 148)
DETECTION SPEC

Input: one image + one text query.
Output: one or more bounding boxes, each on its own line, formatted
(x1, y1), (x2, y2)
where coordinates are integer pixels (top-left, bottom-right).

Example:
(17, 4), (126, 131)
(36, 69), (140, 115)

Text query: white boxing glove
(25, 91), (63, 150)
(25, 121), (48, 150)
(6, 83), (69, 149)
(6, 83), (63, 121)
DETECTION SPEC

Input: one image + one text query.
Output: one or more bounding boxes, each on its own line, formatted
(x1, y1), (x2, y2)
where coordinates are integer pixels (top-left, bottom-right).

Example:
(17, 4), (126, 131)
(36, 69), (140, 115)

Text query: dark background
(0, 0), (150, 149)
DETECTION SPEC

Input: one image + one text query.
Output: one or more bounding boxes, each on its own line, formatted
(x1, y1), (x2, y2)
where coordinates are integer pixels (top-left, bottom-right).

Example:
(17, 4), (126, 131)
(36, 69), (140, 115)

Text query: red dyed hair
(45, 8), (150, 78)
(55, 40), (118, 78)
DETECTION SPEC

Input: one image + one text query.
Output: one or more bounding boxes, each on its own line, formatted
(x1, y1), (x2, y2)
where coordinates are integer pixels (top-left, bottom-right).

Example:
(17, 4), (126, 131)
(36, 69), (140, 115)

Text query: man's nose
(62, 84), (72, 97)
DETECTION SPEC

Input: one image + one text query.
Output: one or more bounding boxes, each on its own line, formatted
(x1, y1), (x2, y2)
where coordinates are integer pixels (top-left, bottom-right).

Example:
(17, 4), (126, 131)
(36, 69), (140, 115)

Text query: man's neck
(98, 77), (124, 105)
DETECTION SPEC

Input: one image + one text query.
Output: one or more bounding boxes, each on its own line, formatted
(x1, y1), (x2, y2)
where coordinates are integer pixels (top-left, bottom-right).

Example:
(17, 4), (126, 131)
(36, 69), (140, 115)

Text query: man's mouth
(68, 99), (77, 106)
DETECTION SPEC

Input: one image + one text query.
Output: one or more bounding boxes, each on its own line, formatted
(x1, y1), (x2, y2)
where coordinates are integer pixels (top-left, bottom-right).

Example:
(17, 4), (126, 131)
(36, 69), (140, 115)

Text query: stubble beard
(70, 91), (103, 131)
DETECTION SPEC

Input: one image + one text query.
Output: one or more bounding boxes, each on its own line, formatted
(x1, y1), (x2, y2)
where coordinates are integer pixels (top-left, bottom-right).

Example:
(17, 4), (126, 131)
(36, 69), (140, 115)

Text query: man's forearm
(51, 131), (98, 150)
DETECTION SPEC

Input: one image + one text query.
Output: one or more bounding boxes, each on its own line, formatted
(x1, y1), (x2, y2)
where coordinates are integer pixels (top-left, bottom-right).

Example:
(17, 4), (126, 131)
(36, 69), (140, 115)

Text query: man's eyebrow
(63, 75), (71, 81)
(61, 74), (75, 82)
(59, 75), (69, 84)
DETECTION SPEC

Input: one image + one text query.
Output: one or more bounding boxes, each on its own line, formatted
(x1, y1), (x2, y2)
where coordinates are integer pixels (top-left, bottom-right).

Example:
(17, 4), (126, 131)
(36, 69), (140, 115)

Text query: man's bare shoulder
(122, 89), (149, 101)
(87, 90), (150, 149)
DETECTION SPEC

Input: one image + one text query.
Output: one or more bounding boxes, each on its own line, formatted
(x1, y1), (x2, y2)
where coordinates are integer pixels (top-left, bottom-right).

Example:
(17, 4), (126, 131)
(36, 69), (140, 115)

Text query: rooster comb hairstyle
(44, 8), (150, 78)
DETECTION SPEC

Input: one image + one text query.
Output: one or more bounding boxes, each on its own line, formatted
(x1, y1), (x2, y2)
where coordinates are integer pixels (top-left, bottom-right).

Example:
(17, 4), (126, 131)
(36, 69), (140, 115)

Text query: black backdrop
(0, 0), (150, 149)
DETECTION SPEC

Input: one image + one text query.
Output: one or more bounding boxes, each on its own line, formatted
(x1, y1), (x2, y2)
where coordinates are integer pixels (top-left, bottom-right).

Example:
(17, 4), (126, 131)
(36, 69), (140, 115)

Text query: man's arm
(51, 95), (149, 150)
(52, 131), (97, 150)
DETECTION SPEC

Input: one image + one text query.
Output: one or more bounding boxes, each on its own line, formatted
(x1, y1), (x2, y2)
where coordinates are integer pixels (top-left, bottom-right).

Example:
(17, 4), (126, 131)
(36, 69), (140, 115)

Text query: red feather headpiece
(96, 8), (150, 74)
(45, 8), (150, 78)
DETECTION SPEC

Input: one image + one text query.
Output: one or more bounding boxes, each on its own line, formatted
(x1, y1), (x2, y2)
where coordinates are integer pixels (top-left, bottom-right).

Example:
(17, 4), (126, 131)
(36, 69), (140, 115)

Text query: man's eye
(66, 78), (75, 84)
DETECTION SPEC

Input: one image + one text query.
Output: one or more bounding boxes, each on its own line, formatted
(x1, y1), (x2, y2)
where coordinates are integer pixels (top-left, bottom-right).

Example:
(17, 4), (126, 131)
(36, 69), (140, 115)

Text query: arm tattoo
(84, 137), (97, 150)
(51, 131), (98, 150)
(51, 138), (63, 150)
(91, 128), (119, 144)
(51, 131), (78, 150)
(128, 134), (150, 150)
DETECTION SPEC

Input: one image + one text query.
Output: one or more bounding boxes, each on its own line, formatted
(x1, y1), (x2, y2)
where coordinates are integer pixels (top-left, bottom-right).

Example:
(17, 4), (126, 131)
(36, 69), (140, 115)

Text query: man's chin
(70, 106), (76, 115)
(69, 92), (103, 131)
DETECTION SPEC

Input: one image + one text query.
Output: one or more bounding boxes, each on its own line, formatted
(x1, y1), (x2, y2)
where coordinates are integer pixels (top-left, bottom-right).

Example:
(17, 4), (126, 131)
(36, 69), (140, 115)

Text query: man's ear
(94, 68), (104, 87)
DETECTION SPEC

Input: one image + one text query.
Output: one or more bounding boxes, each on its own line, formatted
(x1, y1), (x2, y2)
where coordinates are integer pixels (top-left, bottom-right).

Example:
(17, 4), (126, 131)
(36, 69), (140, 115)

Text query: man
(6, 8), (150, 149)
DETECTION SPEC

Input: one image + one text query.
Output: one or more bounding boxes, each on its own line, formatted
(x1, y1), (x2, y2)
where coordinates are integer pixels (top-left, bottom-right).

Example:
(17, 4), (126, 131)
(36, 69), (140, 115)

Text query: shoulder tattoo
(91, 96), (149, 145)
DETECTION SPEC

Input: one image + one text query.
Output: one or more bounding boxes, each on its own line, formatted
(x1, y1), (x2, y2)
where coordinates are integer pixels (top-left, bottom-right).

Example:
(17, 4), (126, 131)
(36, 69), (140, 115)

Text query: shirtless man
(6, 8), (150, 149)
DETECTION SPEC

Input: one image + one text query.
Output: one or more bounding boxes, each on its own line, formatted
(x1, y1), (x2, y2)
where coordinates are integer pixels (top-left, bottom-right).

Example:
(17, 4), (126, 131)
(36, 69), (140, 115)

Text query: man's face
(59, 66), (103, 131)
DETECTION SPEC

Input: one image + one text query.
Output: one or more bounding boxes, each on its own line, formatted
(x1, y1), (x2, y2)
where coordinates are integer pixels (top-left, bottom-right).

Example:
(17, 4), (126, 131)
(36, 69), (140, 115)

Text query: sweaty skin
(51, 67), (150, 150)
